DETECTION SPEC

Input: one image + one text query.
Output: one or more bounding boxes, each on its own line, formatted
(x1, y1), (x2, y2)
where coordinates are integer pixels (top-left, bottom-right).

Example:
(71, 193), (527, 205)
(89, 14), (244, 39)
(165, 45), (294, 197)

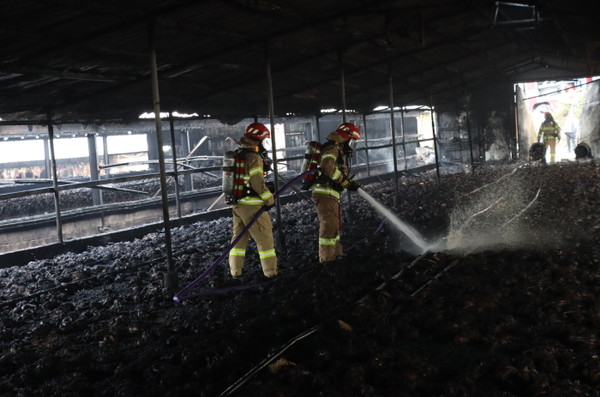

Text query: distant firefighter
(537, 112), (560, 163)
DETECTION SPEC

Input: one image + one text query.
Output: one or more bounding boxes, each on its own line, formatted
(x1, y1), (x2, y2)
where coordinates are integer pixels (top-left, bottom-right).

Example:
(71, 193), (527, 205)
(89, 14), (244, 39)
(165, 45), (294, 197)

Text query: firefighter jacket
(236, 145), (274, 206)
(312, 132), (349, 200)
(538, 120), (561, 142)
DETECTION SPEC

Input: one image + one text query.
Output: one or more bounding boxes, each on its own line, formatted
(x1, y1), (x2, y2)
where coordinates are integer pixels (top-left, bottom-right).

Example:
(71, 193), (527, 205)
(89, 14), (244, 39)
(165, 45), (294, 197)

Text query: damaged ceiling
(0, 0), (598, 124)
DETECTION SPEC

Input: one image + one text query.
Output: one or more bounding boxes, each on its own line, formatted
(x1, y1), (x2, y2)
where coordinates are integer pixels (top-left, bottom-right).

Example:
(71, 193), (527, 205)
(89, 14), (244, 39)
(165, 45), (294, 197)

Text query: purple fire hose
(173, 169), (317, 302)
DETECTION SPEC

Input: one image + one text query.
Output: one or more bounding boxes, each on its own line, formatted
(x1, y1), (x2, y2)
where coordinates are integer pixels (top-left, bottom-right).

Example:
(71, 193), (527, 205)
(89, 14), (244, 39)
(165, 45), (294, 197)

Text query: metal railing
(0, 130), (448, 254)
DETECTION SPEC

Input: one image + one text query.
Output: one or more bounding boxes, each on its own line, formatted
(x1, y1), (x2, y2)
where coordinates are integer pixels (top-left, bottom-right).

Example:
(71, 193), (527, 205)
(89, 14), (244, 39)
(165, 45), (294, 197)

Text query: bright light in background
(320, 108), (338, 114)
(272, 123), (287, 172)
(320, 108), (358, 114)
(0, 140), (45, 162)
(0, 134), (149, 164)
(372, 105), (407, 112)
(105, 134), (147, 154)
(55, 137), (88, 159)
(138, 111), (200, 119)
(404, 105), (430, 110)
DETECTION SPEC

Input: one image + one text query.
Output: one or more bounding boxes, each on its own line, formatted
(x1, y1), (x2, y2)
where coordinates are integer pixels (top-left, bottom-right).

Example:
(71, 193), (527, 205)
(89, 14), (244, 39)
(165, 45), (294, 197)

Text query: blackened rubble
(0, 162), (599, 397)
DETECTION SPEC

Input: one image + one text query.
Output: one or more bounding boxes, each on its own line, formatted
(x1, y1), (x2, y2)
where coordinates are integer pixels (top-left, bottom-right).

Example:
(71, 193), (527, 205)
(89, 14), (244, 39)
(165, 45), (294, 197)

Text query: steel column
(362, 114), (371, 176)
(338, 50), (353, 213)
(43, 137), (50, 179)
(400, 107), (408, 170)
(181, 129), (192, 191)
(315, 113), (321, 142)
(465, 91), (475, 171)
(148, 21), (177, 291)
(46, 112), (63, 243)
(265, 42), (284, 249)
(87, 133), (101, 206)
(168, 113), (182, 218)
(388, 67), (399, 204)
(512, 84), (520, 161)
(429, 98), (441, 184)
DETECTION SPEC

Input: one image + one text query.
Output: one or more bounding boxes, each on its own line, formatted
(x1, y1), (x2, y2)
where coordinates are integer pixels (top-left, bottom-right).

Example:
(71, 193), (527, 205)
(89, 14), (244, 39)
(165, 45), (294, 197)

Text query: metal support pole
(265, 42), (285, 249)
(465, 91), (475, 172)
(148, 20), (177, 291)
(46, 112), (63, 243)
(429, 97), (441, 185)
(512, 84), (520, 161)
(146, 129), (160, 173)
(43, 137), (50, 179)
(87, 133), (101, 206)
(315, 113), (321, 142)
(90, 133), (107, 230)
(338, 50), (353, 212)
(479, 118), (486, 163)
(181, 129), (192, 191)
(400, 107), (408, 170)
(168, 113), (182, 218)
(388, 66), (399, 205)
(362, 114), (371, 176)
(102, 134), (109, 177)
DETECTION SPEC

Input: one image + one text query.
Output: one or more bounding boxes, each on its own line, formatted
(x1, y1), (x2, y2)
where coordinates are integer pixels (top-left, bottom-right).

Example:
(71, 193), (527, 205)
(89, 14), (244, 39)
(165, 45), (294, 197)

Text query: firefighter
(312, 122), (361, 263)
(537, 112), (561, 163)
(228, 122), (277, 278)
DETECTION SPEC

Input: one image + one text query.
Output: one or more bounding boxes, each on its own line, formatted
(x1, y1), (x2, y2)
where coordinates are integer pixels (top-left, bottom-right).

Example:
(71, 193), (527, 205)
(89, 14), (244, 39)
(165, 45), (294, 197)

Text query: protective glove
(262, 203), (275, 211)
(341, 179), (361, 191)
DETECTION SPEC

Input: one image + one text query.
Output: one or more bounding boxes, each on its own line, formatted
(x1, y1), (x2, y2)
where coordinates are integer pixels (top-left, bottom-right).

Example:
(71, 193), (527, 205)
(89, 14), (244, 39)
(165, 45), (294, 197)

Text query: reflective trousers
(229, 204), (277, 277)
(314, 194), (343, 263)
(544, 138), (558, 163)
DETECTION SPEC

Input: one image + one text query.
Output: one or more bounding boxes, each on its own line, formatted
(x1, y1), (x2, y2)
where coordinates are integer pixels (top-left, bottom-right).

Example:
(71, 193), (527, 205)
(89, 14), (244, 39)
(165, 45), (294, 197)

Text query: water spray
(355, 188), (438, 254)
(446, 164), (543, 252)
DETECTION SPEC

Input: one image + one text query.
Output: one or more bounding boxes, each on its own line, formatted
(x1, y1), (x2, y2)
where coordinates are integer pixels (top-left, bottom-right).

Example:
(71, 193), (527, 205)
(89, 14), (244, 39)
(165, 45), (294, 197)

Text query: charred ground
(1, 162), (599, 396)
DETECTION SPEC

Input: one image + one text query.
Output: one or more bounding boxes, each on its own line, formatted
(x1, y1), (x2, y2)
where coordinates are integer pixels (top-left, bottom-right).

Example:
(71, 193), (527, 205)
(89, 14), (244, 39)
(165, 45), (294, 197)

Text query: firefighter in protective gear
(312, 122), (361, 263)
(537, 112), (561, 163)
(228, 122), (277, 278)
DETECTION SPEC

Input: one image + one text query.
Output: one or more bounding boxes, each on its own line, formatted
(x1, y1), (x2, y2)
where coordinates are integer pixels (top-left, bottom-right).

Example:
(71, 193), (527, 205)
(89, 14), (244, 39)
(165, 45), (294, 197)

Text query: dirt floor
(1, 161), (599, 396)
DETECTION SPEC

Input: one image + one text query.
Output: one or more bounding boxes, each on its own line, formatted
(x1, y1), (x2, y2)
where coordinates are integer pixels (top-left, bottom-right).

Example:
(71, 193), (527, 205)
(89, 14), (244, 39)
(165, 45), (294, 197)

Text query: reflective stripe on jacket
(312, 142), (347, 200)
(538, 121), (560, 141)
(237, 150), (274, 206)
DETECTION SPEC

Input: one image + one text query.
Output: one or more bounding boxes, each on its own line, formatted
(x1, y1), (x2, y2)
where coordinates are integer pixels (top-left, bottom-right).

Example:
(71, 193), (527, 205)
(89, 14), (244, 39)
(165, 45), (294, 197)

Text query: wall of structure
(581, 80), (600, 156)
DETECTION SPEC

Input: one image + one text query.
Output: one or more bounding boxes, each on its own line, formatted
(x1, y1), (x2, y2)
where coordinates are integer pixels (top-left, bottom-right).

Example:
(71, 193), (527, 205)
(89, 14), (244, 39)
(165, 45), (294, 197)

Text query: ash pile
(1, 162), (599, 397)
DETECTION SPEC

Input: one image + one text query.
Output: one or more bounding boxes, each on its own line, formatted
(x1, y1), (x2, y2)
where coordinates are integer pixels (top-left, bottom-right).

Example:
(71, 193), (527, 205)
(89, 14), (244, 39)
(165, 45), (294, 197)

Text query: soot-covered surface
(1, 162), (599, 397)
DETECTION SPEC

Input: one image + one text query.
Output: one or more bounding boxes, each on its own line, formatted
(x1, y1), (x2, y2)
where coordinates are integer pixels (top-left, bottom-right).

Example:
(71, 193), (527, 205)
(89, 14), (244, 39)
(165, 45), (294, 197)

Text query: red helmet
(336, 122), (360, 140)
(244, 122), (270, 140)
